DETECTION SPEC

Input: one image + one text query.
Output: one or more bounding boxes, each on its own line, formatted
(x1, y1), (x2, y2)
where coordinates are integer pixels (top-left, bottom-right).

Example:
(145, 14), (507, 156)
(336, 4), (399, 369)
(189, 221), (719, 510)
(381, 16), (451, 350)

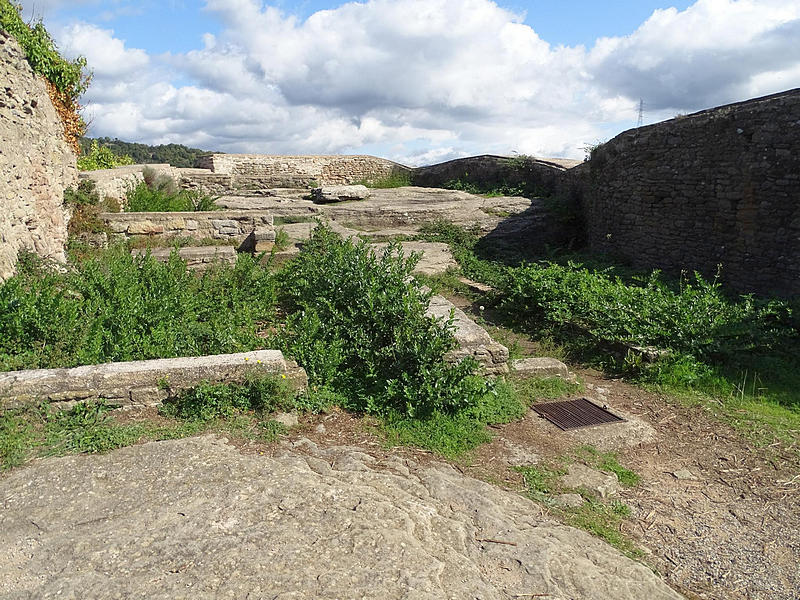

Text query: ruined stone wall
(0, 31), (77, 280)
(195, 154), (411, 189)
(584, 89), (800, 296)
(102, 210), (273, 244)
(412, 154), (578, 194)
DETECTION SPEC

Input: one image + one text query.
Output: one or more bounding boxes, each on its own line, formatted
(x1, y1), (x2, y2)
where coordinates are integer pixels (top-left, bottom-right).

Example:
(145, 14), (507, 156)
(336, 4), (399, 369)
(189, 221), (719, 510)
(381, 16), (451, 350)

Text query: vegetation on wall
(124, 167), (219, 212)
(0, 0), (90, 151)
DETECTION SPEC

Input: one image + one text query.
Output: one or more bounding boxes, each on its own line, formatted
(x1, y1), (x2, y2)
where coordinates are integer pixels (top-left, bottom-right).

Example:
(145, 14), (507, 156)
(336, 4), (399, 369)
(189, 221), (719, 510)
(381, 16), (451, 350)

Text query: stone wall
(79, 164), (180, 204)
(194, 154), (411, 189)
(583, 88), (800, 296)
(0, 30), (76, 280)
(412, 155), (580, 193)
(102, 210), (274, 244)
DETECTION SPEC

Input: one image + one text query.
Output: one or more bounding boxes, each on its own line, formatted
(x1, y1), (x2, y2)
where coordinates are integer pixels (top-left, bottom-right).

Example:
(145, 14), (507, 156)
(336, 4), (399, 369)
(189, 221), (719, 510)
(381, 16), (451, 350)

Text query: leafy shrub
(0, 1), (89, 104)
(0, 250), (277, 370)
(275, 223), (490, 418)
(125, 180), (218, 212)
(161, 376), (295, 422)
(77, 140), (134, 171)
(498, 262), (796, 363)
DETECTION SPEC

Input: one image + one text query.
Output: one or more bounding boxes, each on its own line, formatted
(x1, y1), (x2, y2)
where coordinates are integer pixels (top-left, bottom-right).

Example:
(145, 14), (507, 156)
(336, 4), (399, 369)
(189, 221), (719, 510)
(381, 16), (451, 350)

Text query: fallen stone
(553, 493), (586, 509)
(273, 412), (299, 428)
(511, 357), (571, 379)
(560, 463), (621, 498)
(0, 436), (684, 599)
(672, 468), (698, 481)
(312, 185), (371, 203)
(314, 423), (327, 434)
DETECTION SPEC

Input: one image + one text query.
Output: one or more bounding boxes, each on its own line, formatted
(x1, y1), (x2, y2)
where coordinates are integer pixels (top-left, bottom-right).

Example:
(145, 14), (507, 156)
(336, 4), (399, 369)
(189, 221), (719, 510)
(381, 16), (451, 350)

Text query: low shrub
(77, 140), (134, 171)
(275, 223), (490, 418)
(0, 250), (277, 370)
(125, 180), (218, 212)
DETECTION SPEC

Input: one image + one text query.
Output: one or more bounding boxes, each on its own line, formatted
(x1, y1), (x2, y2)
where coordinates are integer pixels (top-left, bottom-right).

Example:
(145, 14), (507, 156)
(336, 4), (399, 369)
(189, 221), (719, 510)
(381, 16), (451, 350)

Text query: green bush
(160, 376), (295, 422)
(77, 140), (134, 171)
(125, 180), (218, 212)
(498, 262), (796, 363)
(0, 1), (89, 103)
(275, 223), (490, 418)
(0, 250), (277, 370)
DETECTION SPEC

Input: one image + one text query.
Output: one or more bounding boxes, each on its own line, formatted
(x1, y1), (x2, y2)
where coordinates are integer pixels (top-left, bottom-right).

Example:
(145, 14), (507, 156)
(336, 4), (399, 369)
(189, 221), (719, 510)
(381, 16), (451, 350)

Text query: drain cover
(532, 398), (624, 430)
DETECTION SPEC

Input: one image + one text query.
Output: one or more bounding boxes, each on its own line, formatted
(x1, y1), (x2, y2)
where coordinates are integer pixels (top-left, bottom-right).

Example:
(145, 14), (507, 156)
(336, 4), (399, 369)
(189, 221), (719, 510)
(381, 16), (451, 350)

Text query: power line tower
(637, 99), (644, 127)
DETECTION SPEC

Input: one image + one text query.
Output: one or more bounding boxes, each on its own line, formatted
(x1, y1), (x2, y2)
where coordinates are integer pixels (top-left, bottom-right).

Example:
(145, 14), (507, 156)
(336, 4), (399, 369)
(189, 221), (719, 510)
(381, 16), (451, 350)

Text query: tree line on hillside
(78, 137), (219, 168)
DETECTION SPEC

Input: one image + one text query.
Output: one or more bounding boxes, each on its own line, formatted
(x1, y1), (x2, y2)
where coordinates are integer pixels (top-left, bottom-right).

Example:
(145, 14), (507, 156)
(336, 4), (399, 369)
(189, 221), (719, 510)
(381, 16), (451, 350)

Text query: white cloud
(27, 0), (800, 164)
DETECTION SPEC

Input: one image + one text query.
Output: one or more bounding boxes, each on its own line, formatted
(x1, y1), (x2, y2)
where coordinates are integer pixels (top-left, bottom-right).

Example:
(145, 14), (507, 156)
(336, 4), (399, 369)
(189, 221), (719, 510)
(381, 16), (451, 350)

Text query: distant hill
(78, 137), (219, 168)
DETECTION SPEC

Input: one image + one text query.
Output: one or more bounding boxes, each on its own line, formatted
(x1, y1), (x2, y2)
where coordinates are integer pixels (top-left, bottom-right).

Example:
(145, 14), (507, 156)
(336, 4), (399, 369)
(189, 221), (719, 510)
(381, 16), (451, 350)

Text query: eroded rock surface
(0, 435), (683, 599)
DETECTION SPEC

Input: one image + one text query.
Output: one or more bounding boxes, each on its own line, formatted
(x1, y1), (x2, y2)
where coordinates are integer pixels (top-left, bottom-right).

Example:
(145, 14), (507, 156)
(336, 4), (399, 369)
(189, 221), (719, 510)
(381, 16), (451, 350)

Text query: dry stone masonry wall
(583, 89), (800, 296)
(102, 210), (274, 244)
(190, 154), (411, 191)
(0, 31), (77, 280)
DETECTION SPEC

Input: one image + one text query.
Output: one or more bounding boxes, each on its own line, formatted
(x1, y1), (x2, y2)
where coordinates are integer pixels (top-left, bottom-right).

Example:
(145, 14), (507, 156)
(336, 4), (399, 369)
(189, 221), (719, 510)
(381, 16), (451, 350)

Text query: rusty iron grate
(532, 398), (624, 430)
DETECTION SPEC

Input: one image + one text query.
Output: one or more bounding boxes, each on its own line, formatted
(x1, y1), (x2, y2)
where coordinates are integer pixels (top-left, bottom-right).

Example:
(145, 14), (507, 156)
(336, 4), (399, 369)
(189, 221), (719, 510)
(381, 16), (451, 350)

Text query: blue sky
(18, 0), (800, 164)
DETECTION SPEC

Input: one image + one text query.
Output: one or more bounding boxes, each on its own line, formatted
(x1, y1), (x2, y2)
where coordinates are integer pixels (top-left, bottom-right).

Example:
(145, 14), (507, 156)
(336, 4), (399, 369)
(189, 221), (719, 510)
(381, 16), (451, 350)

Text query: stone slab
(0, 435), (684, 599)
(131, 246), (237, 270)
(371, 241), (457, 276)
(426, 294), (509, 374)
(0, 350), (307, 411)
(511, 357), (572, 379)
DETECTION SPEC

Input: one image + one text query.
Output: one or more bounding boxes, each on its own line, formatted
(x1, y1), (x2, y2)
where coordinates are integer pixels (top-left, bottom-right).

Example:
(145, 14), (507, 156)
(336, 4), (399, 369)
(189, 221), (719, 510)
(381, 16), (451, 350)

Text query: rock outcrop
(0, 30), (77, 280)
(0, 435), (684, 599)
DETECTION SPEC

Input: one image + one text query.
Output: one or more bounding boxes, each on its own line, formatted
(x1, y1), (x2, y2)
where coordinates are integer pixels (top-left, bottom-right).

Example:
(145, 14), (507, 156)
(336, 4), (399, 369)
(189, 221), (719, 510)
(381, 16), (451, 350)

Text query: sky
(17, 0), (800, 165)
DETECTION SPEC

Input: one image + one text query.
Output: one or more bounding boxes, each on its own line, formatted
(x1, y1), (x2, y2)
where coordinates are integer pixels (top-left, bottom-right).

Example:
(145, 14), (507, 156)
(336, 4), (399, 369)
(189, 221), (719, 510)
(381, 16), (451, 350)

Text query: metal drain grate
(532, 398), (624, 431)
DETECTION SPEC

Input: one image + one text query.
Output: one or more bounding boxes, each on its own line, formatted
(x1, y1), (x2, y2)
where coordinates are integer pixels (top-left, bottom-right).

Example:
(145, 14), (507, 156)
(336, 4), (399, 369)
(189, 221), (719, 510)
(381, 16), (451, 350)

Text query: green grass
(510, 375), (582, 403)
(274, 215), (318, 225)
(516, 449), (643, 559)
(1, 376), (299, 470)
(573, 445), (641, 487)
(126, 181), (218, 212)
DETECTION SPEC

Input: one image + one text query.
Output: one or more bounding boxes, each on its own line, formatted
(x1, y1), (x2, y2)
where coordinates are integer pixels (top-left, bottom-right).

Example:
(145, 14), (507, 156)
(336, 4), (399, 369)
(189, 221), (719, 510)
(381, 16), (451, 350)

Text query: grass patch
(1, 376), (301, 470)
(510, 375), (582, 403)
(126, 180), (218, 212)
(517, 449), (643, 559)
(566, 498), (643, 559)
(382, 380), (524, 458)
(573, 445), (641, 487)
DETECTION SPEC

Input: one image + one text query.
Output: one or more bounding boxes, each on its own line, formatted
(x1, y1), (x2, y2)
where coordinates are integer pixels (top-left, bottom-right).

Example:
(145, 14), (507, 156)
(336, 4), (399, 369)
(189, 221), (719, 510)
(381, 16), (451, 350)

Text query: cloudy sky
(18, 0), (800, 165)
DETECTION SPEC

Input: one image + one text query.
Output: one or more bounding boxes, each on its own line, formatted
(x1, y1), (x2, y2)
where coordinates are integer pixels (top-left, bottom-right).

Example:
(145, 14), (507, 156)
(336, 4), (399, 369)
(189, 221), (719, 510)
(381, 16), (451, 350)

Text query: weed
(44, 401), (146, 455)
(0, 249), (277, 370)
(0, 409), (36, 469)
(77, 140), (134, 171)
(510, 375), (582, 404)
(125, 180), (218, 212)
(274, 215), (317, 226)
(566, 498), (642, 559)
(517, 464), (567, 500)
(274, 228), (291, 251)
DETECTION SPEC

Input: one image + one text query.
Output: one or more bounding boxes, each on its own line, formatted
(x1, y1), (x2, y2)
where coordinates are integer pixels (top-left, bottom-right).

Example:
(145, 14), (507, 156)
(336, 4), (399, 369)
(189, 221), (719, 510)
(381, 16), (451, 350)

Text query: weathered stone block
(312, 185), (371, 203)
